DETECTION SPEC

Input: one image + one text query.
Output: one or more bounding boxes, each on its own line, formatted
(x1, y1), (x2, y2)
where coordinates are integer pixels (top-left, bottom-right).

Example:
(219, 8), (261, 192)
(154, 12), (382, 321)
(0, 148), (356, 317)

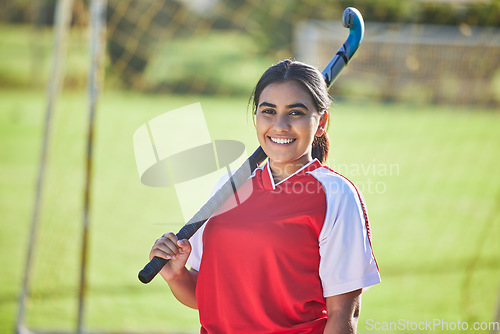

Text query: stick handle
(138, 147), (267, 284)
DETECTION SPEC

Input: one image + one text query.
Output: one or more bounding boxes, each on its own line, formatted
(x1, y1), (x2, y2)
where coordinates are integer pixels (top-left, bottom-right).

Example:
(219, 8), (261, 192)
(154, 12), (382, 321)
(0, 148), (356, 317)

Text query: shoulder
(307, 165), (361, 199)
(308, 165), (369, 231)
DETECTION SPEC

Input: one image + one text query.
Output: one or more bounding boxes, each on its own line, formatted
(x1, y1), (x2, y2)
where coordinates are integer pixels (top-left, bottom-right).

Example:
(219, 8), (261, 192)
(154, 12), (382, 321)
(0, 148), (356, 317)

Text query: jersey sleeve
(186, 223), (205, 271)
(315, 171), (381, 297)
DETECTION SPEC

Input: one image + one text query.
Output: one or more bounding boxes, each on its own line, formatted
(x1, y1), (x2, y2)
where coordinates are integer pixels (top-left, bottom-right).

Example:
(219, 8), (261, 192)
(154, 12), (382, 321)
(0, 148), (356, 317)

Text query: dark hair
(250, 59), (331, 163)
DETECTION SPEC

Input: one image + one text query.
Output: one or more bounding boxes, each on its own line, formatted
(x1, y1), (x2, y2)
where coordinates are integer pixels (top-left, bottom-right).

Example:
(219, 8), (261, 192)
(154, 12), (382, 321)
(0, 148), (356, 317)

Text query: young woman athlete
(149, 60), (381, 333)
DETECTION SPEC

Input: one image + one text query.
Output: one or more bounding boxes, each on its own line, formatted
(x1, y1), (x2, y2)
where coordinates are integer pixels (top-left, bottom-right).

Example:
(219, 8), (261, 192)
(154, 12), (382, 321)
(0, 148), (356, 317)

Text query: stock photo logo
(132, 103), (252, 221)
(332, 160), (400, 195)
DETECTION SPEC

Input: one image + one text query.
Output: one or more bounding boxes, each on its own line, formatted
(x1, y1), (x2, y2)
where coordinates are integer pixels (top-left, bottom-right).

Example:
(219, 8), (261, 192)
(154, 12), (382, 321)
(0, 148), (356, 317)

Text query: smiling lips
(269, 137), (296, 144)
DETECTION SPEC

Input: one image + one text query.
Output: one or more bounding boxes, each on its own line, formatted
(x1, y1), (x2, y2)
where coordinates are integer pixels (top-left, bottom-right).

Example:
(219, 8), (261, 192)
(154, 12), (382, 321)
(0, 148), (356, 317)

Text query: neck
(269, 159), (313, 183)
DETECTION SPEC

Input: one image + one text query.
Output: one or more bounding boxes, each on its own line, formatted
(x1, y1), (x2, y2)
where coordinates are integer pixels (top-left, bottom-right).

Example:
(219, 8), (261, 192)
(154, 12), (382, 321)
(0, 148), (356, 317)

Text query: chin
(267, 154), (297, 164)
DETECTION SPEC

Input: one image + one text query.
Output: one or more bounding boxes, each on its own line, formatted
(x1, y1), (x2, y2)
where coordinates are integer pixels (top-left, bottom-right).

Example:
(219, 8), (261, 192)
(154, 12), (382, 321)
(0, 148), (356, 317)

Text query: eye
(261, 108), (275, 115)
(289, 109), (305, 116)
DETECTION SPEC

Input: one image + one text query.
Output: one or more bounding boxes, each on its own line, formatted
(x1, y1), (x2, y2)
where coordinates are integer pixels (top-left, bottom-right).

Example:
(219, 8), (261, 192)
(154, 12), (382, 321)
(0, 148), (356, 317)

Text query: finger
(150, 233), (180, 260)
(155, 240), (179, 256)
(150, 246), (173, 260)
(154, 234), (180, 254)
(163, 232), (178, 244)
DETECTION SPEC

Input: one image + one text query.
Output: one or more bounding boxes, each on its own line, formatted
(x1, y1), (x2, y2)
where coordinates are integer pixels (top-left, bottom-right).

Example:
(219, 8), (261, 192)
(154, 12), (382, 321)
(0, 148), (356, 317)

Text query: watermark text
(366, 318), (499, 332)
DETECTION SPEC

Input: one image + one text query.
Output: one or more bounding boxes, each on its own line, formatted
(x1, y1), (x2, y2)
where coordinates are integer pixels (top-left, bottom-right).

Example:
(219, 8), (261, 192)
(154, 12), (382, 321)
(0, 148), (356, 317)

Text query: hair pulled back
(251, 59), (331, 163)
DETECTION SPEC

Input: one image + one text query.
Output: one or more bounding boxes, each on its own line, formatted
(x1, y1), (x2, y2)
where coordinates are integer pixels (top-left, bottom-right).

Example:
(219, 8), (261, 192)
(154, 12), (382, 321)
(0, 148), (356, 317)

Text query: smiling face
(255, 80), (327, 181)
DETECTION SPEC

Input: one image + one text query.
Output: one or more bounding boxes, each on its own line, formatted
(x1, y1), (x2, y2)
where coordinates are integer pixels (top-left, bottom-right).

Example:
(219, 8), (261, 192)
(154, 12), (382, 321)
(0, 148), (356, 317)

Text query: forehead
(259, 81), (314, 107)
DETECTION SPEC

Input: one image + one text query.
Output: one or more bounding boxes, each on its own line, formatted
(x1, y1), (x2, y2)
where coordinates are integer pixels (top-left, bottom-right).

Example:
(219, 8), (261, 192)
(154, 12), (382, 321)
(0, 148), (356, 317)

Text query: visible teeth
(270, 137), (294, 144)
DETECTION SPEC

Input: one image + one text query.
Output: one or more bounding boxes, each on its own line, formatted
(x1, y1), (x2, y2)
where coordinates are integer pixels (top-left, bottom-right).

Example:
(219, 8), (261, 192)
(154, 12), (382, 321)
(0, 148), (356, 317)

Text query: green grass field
(1, 23), (500, 334)
(1, 88), (499, 333)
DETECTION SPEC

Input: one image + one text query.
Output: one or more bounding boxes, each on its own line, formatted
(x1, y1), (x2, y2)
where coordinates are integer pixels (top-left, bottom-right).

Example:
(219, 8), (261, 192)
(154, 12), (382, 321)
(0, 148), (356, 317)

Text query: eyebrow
(287, 103), (309, 111)
(258, 102), (309, 111)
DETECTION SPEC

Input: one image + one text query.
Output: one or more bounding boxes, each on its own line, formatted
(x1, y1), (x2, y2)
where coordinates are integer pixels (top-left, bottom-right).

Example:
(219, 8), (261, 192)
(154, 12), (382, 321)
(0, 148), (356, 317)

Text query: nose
(273, 113), (290, 132)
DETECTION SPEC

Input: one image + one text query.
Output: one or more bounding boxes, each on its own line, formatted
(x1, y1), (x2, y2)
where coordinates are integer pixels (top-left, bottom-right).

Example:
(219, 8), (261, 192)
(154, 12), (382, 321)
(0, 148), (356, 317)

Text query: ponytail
(312, 132), (329, 164)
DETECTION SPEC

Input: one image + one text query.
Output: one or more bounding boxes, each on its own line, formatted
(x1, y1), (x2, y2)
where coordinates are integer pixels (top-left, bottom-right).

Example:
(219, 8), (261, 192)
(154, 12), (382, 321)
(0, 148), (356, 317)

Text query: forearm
(323, 312), (358, 334)
(163, 267), (198, 309)
(324, 289), (362, 334)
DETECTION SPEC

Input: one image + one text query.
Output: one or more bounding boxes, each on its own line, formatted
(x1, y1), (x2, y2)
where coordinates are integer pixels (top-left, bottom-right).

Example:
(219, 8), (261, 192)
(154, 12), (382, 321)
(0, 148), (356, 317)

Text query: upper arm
(324, 289), (362, 334)
(316, 174), (380, 297)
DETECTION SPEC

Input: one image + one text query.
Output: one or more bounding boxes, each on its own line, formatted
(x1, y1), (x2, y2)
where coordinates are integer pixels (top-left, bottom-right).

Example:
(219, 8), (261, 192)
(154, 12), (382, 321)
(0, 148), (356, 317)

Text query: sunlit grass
(1, 22), (499, 334)
(1, 87), (499, 333)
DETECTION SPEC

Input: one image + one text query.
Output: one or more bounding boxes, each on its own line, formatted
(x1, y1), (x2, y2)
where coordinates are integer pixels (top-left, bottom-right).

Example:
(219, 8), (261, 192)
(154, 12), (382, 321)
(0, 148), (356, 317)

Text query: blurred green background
(1, 0), (500, 333)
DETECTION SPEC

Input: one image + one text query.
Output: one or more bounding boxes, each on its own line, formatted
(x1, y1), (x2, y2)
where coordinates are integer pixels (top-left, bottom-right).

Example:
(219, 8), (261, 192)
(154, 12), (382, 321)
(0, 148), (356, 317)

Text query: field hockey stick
(138, 7), (365, 284)
(322, 7), (364, 87)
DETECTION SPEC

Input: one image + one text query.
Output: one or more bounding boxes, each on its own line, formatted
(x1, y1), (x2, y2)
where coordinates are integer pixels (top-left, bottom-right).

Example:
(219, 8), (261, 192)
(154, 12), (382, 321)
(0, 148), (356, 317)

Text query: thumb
(177, 239), (191, 253)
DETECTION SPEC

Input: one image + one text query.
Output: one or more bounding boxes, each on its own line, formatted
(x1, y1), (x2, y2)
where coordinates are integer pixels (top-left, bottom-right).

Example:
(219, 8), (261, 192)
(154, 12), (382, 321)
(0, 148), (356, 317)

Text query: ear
(315, 112), (329, 137)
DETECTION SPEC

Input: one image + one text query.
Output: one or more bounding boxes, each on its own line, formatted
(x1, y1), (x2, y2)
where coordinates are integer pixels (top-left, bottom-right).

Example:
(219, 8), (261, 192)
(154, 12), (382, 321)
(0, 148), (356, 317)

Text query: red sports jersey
(187, 159), (380, 333)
